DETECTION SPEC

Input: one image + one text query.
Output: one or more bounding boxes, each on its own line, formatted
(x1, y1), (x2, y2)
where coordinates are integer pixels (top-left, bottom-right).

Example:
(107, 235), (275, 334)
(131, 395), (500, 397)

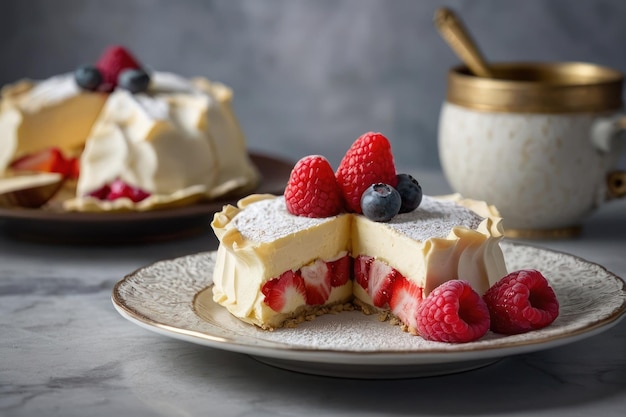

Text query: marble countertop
(2, 171), (626, 417)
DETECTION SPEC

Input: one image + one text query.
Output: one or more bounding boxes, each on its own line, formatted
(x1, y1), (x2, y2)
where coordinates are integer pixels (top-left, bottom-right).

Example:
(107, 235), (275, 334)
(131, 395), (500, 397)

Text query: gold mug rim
(446, 61), (624, 113)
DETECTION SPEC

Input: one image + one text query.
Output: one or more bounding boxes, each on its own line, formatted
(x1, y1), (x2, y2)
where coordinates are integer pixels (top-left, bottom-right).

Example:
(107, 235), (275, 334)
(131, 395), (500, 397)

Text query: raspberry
(416, 280), (490, 343)
(284, 155), (344, 218)
(483, 269), (559, 335)
(335, 132), (398, 213)
(95, 45), (142, 91)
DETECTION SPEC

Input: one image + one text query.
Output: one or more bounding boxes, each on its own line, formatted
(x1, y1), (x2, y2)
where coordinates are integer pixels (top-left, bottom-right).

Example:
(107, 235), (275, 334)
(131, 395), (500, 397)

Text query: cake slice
(208, 132), (566, 343)
(0, 75), (107, 171)
(211, 193), (507, 331)
(211, 132), (508, 335)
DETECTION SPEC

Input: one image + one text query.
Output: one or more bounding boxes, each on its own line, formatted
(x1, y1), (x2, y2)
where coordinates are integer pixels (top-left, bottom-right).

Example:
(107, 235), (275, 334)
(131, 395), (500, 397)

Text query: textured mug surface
(438, 103), (623, 233)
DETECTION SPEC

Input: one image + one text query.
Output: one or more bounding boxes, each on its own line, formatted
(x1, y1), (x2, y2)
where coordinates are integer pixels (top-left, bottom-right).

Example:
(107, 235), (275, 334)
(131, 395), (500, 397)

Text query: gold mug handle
(607, 171), (626, 198)
(591, 115), (626, 199)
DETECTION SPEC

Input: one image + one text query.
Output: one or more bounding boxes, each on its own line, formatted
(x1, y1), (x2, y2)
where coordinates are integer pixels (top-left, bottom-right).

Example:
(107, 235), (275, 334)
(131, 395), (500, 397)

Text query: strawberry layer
(254, 259), (354, 329)
(259, 254), (425, 332)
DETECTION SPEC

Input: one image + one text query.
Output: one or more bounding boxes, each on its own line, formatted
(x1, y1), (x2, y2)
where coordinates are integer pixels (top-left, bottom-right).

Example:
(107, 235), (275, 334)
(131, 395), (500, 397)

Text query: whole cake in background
(211, 132), (560, 343)
(0, 45), (259, 211)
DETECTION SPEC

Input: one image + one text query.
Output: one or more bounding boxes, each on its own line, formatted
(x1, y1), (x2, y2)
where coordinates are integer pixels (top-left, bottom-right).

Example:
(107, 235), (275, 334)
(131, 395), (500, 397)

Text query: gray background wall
(2, 0), (626, 171)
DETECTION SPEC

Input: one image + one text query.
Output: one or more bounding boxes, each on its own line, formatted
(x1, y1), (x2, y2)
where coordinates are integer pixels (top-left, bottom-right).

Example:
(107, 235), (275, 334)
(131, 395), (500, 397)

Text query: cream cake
(0, 45), (259, 211)
(212, 193), (507, 331)
(210, 132), (561, 343)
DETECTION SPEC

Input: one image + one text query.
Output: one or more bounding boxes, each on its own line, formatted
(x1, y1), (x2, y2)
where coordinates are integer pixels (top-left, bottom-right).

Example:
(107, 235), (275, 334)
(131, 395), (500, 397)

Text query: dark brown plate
(0, 153), (293, 244)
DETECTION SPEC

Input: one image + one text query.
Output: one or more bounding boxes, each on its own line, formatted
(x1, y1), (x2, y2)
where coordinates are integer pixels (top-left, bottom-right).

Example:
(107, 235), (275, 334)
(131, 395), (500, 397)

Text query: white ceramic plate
(112, 242), (626, 378)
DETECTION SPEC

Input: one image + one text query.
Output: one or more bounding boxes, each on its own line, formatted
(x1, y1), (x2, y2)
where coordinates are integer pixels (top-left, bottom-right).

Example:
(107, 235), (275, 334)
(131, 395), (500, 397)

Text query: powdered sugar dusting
(263, 312), (437, 350)
(252, 311), (503, 350)
(388, 196), (484, 241)
(232, 195), (484, 243)
(232, 197), (338, 242)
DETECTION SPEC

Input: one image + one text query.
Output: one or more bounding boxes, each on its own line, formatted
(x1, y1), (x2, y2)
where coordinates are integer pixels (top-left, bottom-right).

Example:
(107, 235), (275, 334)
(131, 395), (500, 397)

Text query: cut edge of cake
(211, 193), (508, 331)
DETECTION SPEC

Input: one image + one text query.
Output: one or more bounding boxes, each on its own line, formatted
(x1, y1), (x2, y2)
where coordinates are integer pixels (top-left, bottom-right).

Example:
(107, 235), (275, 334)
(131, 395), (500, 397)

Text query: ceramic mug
(438, 62), (626, 238)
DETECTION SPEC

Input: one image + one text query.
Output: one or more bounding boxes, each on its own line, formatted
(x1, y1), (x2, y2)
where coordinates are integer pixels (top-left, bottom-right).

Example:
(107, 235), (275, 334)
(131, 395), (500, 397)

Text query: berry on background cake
(0, 45), (259, 211)
(211, 131), (559, 342)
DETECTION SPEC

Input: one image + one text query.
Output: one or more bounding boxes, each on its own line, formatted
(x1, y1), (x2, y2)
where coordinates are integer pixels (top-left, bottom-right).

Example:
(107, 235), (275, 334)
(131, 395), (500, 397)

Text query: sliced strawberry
(389, 275), (423, 331)
(301, 259), (332, 305)
(88, 184), (111, 200)
(66, 157), (80, 180)
(10, 147), (72, 177)
(261, 270), (307, 313)
(86, 179), (150, 202)
(354, 256), (397, 307)
(368, 260), (398, 307)
(328, 255), (352, 287)
(106, 179), (128, 200)
(354, 255), (374, 290)
(107, 179), (150, 202)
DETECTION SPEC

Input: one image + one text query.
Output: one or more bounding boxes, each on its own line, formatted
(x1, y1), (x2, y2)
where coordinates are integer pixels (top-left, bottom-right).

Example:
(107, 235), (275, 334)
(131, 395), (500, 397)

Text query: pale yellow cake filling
(0, 75), (107, 169)
(211, 193), (507, 329)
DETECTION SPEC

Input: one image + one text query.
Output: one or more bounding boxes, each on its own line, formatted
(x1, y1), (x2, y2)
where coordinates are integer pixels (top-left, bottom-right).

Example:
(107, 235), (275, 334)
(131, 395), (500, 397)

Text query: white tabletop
(2, 170), (625, 417)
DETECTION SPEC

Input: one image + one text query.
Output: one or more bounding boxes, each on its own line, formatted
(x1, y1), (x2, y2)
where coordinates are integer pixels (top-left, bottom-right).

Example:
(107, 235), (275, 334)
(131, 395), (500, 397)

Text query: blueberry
(396, 173), (423, 213)
(360, 183), (401, 222)
(118, 68), (151, 93)
(74, 65), (103, 91)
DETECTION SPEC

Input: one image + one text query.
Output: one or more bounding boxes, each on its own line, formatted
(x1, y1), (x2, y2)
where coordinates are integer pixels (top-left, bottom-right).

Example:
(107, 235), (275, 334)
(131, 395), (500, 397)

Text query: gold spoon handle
(434, 7), (493, 78)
